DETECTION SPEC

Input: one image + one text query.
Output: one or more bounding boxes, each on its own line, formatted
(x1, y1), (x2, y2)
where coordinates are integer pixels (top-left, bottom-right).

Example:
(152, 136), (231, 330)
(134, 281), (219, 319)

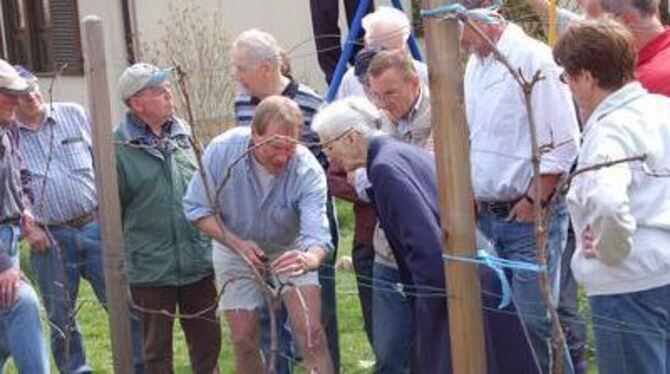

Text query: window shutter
(50, 0), (83, 74)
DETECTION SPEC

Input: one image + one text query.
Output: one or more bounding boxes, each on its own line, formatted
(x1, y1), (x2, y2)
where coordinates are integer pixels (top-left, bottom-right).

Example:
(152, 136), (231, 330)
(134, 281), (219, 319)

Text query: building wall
(132, 0), (326, 94)
(19, 0), (415, 125)
(132, 0), (413, 95)
(31, 1), (130, 126)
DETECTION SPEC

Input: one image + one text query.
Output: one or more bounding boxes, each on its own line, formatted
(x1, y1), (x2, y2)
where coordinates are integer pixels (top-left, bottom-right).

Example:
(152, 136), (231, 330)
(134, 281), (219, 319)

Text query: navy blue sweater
(367, 136), (445, 289)
(366, 135), (451, 373)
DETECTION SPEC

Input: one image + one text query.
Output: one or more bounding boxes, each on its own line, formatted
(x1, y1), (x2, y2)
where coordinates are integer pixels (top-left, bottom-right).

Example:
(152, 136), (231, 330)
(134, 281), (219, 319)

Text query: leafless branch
(172, 63), (282, 373)
(463, 17), (563, 374)
(553, 154), (648, 198)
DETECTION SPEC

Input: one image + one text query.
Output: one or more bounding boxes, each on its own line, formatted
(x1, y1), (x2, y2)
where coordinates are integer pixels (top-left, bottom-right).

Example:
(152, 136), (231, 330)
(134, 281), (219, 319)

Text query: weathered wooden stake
(81, 15), (135, 373)
(422, 1), (488, 373)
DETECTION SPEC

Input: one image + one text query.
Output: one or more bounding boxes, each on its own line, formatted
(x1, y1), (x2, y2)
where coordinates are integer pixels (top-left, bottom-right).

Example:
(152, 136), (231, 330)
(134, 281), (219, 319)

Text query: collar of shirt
(17, 111), (56, 133)
(127, 112), (175, 140)
(638, 27), (670, 67)
(583, 82), (647, 138)
(249, 78), (299, 105)
(406, 84), (425, 122)
(122, 113), (191, 155)
(472, 22), (519, 67)
(396, 85), (425, 138)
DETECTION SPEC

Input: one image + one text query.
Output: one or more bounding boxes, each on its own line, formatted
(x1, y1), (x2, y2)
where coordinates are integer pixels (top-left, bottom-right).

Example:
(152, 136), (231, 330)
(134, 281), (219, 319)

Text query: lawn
(7, 199), (597, 373)
(7, 200), (373, 373)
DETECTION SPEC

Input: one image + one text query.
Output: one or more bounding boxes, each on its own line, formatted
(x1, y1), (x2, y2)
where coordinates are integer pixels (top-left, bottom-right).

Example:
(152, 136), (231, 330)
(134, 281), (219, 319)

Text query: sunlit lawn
(7, 200), (373, 373)
(7, 199), (597, 373)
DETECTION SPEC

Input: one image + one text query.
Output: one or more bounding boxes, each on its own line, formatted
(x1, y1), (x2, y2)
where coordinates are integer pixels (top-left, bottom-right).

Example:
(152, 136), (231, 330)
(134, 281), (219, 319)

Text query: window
(1, 0), (83, 75)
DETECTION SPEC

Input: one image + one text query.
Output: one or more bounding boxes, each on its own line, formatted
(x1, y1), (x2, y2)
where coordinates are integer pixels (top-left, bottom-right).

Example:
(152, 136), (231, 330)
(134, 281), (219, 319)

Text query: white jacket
(568, 82), (670, 296)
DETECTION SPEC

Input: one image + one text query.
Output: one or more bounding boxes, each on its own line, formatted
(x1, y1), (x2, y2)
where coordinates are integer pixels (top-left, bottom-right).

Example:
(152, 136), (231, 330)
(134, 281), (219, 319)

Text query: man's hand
(231, 239), (267, 271)
(0, 266), (21, 308)
(24, 224), (50, 252)
(271, 250), (321, 277)
(508, 197), (535, 222)
(581, 226), (598, 259)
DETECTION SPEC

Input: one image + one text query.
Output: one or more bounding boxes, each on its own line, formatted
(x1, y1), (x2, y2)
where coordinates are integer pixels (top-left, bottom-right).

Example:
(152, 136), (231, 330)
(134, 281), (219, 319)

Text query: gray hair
(362, 7), (411, 48)
(231, 29), (282, 68)
(600, 0), (660, 16)
(312, 97), (387, 142)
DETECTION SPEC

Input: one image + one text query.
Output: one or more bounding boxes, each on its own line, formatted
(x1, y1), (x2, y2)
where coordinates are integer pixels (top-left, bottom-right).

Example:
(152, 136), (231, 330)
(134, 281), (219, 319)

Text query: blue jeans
(372, 262), (415, 374)
(557, 225), (587, 373)
(0, 224), (49, 373)
(589, 284), (670, 374)
(31, 220), (145, 373)
(478, 201), (571, 374)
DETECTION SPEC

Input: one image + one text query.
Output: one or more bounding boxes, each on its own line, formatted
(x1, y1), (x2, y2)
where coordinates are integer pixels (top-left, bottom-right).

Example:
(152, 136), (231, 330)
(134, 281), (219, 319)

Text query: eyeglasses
(322, 138), (341, 154)
(135, 82), (172, 99)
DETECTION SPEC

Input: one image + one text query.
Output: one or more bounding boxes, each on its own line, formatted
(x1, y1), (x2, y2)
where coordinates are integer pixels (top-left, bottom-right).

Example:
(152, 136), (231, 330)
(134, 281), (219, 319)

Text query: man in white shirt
(461, 10), (580, 373)
(555, 18), (670, 374)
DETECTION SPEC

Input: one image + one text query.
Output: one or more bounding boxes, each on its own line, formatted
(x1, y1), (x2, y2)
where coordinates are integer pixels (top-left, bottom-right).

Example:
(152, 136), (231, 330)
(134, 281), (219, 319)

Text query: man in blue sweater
(313, 97), (450, 373)
(313, 96), (544, 374)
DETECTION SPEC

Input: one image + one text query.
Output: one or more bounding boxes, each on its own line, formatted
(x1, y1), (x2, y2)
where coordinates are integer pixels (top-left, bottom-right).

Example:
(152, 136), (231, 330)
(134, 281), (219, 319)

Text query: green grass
(6, 200), (373, 373)
(6, 200), (597, 373)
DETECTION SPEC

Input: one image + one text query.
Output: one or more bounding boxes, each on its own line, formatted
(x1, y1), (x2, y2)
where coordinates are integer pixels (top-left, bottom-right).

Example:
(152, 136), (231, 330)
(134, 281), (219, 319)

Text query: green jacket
(114, 113), (212, 286)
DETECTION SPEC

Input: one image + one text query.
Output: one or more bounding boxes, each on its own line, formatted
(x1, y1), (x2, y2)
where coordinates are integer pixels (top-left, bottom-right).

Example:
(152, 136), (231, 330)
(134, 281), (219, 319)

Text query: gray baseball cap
(14, 65), (39, 91)
(0, 59), (31, 95)
(118, 62), (173, 102)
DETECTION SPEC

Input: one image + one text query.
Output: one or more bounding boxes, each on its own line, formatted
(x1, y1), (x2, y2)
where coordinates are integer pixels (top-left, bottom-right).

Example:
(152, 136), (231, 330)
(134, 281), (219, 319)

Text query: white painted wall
(29, 0), (417, 123)
(128, 0), (414, 95)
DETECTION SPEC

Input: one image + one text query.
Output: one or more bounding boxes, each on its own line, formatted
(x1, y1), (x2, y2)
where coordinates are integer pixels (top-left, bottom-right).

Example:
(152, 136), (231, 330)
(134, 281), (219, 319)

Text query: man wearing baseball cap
(0, 58), (49, 373)
(115, 62), (221, 373)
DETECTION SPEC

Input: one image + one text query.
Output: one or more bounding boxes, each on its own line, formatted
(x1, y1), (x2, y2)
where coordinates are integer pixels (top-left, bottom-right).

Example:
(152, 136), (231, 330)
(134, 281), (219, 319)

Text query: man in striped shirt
(231, 29), (340, 373)
(15, 67), (145, 374)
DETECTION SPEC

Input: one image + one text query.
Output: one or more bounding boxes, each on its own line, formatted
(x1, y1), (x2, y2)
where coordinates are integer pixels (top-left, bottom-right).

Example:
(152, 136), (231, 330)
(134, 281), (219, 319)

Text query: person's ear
(409, 73), (420, 91)
(582, 70), (598, 88)
(346, 129), (365, 148)
(127, 97), (141, 114)
(259, 62), (274, 78)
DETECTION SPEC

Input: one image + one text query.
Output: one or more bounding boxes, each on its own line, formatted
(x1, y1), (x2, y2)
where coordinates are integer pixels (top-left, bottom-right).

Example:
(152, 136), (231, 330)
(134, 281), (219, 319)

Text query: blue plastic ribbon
(443, 250), (545, 309)
(420, 3), (502, 24)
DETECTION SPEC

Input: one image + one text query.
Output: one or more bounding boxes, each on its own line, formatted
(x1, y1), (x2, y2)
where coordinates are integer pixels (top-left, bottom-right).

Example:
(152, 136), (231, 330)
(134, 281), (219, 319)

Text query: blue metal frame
(325, 0), (424, 102)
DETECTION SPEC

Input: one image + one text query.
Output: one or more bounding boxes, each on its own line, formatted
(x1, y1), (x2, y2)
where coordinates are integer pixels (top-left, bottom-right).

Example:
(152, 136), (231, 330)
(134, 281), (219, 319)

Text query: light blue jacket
(183, 126), (332, 258)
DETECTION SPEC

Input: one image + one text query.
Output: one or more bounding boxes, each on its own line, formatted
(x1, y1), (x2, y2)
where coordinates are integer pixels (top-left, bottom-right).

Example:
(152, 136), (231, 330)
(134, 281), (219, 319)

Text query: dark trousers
(557, 225), (587, 372)
(130, 276), (221, 374)
(309, 0), (374, 84)
(352, 243), (374, 345)
(320, 195), (341, 372)
(393, 241), (451, 373)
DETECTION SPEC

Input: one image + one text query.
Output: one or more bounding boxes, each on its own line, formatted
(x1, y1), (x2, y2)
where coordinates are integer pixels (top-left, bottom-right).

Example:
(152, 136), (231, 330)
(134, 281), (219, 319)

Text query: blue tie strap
(443, 250), (545, 309)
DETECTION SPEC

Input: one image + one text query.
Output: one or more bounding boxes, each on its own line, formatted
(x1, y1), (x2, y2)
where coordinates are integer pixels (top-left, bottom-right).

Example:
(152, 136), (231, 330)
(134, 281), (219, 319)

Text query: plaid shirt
(18, 103), (97, 224)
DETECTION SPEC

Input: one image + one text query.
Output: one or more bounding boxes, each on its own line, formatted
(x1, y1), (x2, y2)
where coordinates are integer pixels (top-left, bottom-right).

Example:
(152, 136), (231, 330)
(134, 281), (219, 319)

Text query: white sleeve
(575, 139), (636, 265)
(531, 62), (580, 175)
